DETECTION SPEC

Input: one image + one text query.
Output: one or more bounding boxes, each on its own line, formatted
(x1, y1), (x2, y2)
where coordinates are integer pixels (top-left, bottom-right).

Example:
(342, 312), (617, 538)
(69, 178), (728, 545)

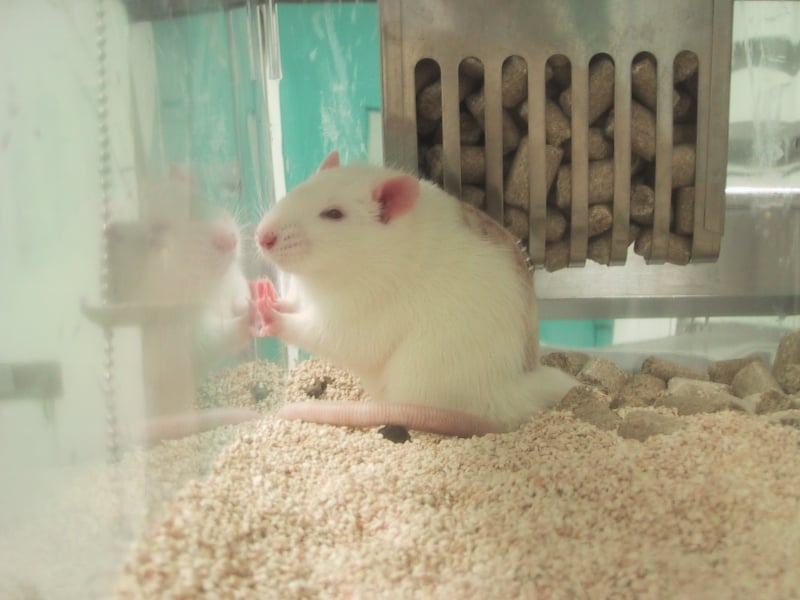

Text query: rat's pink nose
(258, 230), (278, 251)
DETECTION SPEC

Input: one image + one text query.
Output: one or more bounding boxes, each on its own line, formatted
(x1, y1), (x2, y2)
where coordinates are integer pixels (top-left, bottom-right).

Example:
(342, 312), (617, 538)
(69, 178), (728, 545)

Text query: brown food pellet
(673, 123), (697, 145)
(501, 55), (528, 108)
(461, 184), (486, 209)
(503, 205), (529, 241)
(779, 365), (800, 396)
(560, 55), (614, 124)
(630, 55), (681, 113)
(563, 128), (613, 161)
(460, 146), (486, 184)
(459, 57), (485, 81)
(674, 50), (699, 83)
(667, 377), (735, 398)
(673, 90), (695, 123)
(555, 384), (612, 412)
(684, 70), (699, 99)
(549, 54), (571, 88)
(617, 409), (684, 441)
(641, 356), (709, 382)
(628, 222), (642, 244)
(754, 389), (794, 415)
(540, 351), (590, 377)
(555, 159), (615, 211)
(545, 99), (571, 146)
(556, 385), (620, 431)
(634, 229), (692, 265)
(459, 111), (483, 145)
(417, 80), (444, 121)
(424, 144), (444, 182)
(605, 101), (657, 161)
(768, 408), (800, 429)
(517, 98), (529, 122)
(654, 390), (731, 416)
(577, 357), (630, 395)
(630, 184), (656, 226)
(708, 356), (762, 385)
(773, 331), (800, 394)
(673, 187), (695, 235)
(546, 208), (568, 242)
(544, 239), (570, 272)
(573, 401), (621, 431)
(731, 360), (783, 398)
(415, 60), (440, 93)
(587, 232), (612, 265)
(504, 138), (563, 210)
(611, 373), (666, 408)
(464, 88), (486, 123)
(425, 144), (485, 185)
(672, 144), (696, 188)
(502, 110), (521, 155)
(587, 203), (613, 237)
(549, 53), (570, 68)
(417, 115), (439, 137)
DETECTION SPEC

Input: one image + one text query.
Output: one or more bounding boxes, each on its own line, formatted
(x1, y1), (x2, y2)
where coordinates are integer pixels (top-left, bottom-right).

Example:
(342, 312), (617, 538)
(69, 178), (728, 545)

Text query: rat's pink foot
(276, 401), (508, 437)
(250, 298), (282, 337)
(248, 278), (281, 337)
(249, 278), (278, 304)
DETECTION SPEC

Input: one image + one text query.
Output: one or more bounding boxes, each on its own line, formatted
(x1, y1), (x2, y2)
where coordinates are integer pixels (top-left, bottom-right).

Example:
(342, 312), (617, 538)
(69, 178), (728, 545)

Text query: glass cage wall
(0, 1), (798, 597)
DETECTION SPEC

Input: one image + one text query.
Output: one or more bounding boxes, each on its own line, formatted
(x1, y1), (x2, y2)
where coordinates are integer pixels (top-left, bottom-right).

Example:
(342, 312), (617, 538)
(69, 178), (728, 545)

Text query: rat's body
(254, 152), (575, 436)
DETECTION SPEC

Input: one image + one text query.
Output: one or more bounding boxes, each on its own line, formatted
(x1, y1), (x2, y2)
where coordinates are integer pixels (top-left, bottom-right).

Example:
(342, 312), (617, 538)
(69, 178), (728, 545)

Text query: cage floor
(3, 357), (798, 599)
(110, 359), (799, 599)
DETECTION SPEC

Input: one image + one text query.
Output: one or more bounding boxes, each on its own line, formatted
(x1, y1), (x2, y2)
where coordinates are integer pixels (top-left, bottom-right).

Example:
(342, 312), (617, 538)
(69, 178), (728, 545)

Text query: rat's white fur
(256, 156), (575, 432)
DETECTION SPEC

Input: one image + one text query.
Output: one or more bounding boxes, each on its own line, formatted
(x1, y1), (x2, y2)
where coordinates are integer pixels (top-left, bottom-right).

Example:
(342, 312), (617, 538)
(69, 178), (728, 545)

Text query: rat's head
(113, 211), (243, 304)
(254, 151), (420, 278)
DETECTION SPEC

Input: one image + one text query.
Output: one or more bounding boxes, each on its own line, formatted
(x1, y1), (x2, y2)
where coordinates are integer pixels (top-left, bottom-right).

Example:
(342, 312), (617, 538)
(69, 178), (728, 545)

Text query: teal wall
(152, 9), (267, 224)
(276, 3), (381, 189)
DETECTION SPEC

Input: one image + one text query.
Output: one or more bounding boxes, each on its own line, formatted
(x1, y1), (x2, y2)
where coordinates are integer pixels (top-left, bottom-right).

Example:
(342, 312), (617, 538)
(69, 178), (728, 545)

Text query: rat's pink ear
(318, 151), (340, 172)
(372, 175), (419, 224)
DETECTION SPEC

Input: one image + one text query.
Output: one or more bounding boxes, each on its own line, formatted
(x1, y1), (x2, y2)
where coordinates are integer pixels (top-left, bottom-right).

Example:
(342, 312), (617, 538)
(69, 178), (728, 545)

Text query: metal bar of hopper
(695, 0), (734, 257)
(650, 58), (674, 263)
(440, 57), (463, 196)
(527, 55), (548, 264)
(484, 57), (505, 223)
(569, 60), (589, 266)
(379, 0), (418, 173)
(610, 54), (632, 264)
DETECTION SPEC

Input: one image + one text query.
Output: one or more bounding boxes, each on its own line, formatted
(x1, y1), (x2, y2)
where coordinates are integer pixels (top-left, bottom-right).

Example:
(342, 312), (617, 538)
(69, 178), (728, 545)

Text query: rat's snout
(257, 229), (278, 252)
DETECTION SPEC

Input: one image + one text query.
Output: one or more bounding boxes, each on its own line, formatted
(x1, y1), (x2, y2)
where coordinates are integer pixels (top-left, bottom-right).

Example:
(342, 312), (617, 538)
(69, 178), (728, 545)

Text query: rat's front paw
(248, 277), (284, 338)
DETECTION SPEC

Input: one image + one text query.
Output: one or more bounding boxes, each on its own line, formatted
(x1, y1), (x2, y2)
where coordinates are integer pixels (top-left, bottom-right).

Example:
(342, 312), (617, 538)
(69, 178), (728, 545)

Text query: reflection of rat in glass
(107, 169), (261, 445)
(251, 151), (577, 437)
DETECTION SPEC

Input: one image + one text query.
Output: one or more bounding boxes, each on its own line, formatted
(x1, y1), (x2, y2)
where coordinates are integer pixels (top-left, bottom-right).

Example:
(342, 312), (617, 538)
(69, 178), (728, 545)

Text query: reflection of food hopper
(82, 177), (211, 441)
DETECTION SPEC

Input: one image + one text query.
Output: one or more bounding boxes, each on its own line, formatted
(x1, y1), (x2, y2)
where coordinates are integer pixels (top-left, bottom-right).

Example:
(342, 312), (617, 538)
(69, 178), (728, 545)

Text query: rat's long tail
(276, 401), (508, 437)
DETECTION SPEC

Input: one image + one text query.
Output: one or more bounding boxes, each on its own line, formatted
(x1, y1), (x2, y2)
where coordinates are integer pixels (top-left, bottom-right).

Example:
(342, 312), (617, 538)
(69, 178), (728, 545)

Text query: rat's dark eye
(320, 208), (345, 220)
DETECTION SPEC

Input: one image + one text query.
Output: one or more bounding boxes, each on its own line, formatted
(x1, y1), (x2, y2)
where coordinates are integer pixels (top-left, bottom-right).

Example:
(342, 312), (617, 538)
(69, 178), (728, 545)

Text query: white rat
(252, 151), (576, 436)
